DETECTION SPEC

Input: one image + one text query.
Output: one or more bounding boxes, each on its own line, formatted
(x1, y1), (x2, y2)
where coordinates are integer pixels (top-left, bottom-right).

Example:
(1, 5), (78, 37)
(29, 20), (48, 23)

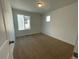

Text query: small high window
(46, 16), (51, 22)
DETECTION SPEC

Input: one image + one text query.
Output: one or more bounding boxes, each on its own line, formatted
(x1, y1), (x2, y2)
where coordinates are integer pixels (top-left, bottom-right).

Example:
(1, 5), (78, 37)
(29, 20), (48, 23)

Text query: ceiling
(11, 0), (77, 14)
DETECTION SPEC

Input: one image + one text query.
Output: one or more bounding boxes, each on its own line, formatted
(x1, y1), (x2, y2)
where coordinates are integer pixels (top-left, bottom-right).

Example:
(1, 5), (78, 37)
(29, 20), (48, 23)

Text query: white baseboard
(42, 32), (74, 45)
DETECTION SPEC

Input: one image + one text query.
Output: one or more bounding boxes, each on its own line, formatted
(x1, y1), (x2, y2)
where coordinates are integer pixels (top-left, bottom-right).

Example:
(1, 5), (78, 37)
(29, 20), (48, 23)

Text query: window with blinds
(17, 14), (31, 30)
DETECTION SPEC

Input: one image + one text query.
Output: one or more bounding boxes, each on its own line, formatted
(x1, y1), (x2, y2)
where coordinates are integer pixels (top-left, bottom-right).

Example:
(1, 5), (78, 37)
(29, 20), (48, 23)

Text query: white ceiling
(11, 0), (77, 14)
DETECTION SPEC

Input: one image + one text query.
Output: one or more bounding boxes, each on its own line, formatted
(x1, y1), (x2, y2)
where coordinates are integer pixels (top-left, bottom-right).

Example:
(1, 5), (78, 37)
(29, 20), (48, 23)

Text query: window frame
(17, 14), (31, 31)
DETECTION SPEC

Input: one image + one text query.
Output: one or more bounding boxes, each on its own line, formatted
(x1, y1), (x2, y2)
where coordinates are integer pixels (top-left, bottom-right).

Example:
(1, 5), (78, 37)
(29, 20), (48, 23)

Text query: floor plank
(13, 33), (74, 59)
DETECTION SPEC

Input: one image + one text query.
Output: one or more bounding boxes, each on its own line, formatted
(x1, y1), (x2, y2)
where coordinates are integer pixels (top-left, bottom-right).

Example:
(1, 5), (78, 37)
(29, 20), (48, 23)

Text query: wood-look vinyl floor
(13, 33), (74, 59)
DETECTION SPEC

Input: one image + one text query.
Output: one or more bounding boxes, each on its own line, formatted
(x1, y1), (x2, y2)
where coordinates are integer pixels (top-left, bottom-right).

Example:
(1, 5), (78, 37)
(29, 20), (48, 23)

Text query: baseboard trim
(16, 33), (41, 38)
(42, 32), (74, 46)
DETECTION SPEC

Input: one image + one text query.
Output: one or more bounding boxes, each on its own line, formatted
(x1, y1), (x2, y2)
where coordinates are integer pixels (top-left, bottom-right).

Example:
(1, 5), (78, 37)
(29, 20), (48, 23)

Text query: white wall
(12, 9), (42, 37)
(42, 2), (78, 45)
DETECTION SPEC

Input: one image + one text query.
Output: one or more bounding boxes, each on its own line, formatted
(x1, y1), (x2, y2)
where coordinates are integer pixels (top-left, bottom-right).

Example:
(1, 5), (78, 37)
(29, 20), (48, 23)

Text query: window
(17, 14), (30, 30)
(46, 16), (51, 22)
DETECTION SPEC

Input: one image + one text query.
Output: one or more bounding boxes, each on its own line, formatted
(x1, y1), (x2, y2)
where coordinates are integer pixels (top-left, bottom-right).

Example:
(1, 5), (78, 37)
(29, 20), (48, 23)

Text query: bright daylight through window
(46, 16), (51, 22)
(17, 14), (30, 30)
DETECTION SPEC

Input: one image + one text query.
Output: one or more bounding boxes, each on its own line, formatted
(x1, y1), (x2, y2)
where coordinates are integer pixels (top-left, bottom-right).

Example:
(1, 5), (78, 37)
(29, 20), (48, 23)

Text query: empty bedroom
(11, 0), (78, 59)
